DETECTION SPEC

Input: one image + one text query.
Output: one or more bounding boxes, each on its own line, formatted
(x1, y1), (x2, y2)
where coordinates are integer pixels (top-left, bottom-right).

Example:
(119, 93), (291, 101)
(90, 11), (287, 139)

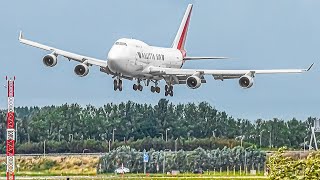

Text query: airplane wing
(184, 57), (228, 60)
(18, 31), (107, 67)
(143, 64), (313, 80)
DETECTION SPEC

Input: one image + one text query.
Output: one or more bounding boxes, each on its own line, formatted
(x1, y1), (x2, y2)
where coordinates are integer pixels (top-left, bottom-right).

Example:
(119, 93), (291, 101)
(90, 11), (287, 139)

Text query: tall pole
(6, 76), (15, 180)
(43, 140), (46, 157)
(112, 128), (116, 143)
(259, 130), (264, 148)
(304, 137), (307, 152)
(269, 130), (272, 148)
(165, 128), (170, 142)
(58, 129), (62, 142)
(163, 151), (165, 174)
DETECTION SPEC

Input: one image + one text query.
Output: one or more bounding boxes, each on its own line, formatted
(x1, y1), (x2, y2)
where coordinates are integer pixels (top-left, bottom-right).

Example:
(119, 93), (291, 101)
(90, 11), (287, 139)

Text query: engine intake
(239, 75), (254, 88)
(43, 54), (57, 67)
(186, 75), (201, 89)
(74, 64), (89, 77)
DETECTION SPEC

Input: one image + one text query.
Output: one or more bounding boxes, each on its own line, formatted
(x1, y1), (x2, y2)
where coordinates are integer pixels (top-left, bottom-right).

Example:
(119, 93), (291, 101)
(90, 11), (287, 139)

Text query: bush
(99, 145), (266, 173)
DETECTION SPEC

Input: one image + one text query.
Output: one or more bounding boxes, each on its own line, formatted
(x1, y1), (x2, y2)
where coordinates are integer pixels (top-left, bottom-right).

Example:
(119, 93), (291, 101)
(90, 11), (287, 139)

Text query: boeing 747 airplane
(19, 4), (312, 96)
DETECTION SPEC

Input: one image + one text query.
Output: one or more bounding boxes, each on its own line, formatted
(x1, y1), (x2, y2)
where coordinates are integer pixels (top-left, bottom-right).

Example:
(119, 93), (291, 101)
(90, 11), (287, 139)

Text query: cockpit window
(115, 42), (127, 46)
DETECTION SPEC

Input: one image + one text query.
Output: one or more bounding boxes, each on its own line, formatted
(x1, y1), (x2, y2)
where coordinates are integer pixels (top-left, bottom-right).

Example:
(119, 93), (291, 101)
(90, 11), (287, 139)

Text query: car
(193, 168), (204, 174)
(114, 167), (130, 174)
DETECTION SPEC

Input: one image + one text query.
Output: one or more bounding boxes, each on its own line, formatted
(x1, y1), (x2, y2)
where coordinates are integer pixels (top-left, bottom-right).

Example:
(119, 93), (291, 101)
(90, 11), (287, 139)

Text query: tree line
(0, 99), (315, 151)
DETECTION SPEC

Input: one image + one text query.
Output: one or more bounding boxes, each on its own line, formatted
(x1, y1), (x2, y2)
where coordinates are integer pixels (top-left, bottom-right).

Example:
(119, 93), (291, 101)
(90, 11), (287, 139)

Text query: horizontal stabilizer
(184, 57), (228, 60)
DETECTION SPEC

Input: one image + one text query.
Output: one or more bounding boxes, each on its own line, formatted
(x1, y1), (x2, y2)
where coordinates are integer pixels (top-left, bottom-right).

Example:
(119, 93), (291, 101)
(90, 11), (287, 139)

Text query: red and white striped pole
(6, 76), (15, 180)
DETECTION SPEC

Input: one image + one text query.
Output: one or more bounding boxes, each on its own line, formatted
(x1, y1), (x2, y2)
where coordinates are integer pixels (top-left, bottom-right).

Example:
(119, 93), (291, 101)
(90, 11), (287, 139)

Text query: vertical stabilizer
(171, 4), (193, 51)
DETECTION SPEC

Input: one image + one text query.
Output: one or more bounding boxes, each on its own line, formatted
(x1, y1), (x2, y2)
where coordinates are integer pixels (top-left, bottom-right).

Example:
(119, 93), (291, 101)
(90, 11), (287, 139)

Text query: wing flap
(145, 65), (312, 79)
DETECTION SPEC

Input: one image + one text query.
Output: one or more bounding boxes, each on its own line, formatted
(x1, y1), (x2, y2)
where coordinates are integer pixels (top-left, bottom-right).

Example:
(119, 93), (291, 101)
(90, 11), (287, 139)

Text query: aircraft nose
(107, 49), (119, 62)
(107, 48), (123, 73)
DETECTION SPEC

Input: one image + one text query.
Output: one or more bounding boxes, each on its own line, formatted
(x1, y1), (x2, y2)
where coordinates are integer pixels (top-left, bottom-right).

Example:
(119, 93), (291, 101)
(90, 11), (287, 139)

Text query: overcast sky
(1, 0), (319, 120)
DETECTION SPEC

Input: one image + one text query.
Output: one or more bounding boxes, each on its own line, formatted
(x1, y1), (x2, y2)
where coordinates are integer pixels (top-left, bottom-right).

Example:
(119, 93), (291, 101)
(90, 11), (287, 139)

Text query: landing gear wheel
(133, 84), (138, 91)
(113, 79), (118, 91)
(138, 84), (143, 91)
(155, 87), (160, 93)
(164, 85), (173, 96)
(151, 86), (155, 93)
(118, 80), (123, 91)
(169, 91), (173, 97)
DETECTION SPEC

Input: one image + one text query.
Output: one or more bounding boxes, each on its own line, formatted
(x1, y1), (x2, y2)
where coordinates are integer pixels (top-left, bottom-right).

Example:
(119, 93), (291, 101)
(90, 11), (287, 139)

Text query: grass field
(0, 171), (268, 180)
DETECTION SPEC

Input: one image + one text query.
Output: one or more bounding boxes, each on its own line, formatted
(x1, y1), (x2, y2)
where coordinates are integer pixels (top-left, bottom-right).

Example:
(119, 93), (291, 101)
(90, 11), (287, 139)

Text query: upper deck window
(115, 42), (127, 46)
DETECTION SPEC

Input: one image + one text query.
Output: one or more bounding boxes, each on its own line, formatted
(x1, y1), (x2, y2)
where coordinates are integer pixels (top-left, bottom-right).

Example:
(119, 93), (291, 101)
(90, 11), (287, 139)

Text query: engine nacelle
(43, 54), (57, 67)
(186, 75), (202, 89)
(239, 75), (254, 88)
(74, 64), (89, 77)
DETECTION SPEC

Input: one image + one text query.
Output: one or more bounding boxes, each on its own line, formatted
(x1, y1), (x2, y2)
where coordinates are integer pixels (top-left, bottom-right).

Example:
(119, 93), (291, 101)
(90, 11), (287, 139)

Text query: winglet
(307, 63), (314, 71)
(19, 31), (23, 41)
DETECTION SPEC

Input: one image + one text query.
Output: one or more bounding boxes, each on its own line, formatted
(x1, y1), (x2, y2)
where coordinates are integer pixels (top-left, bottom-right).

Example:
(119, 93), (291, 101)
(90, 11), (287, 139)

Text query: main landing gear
(133, 83), (143, 91)
(165, 85), (173, 97)
(151, 81), (160, 94)
(113, 79), (123, 91)
(151, 86), (160, 93)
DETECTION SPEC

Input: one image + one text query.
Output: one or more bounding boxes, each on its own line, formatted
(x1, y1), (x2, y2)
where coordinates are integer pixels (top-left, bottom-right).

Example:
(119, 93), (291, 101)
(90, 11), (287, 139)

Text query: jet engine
(186, 75), (201, 89)
(74, 64), (89, 77)
(239, 75), (254, 88)
(43, 54), (57, 67)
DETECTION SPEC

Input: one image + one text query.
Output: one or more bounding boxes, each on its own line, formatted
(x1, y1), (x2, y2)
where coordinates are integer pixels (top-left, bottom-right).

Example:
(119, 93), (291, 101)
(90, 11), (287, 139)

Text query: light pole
(259, 129), (265, 148)
(58, 129), (62, 142)
(241, 135), (245, 147)
(112, 128), (116, 143)
(268, 130), (272, 148)
(108, 139), (111, 152)
(304, 137), (308, 152)
(165, 128), (170, 142)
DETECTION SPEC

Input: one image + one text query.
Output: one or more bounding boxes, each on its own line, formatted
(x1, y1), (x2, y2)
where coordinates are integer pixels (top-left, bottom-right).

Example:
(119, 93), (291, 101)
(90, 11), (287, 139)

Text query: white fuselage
(107, 38), (184, 79)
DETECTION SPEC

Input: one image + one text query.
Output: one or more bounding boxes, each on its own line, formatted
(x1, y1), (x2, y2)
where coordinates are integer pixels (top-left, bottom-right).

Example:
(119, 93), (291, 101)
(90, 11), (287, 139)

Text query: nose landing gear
(164, 85), (173, 97)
